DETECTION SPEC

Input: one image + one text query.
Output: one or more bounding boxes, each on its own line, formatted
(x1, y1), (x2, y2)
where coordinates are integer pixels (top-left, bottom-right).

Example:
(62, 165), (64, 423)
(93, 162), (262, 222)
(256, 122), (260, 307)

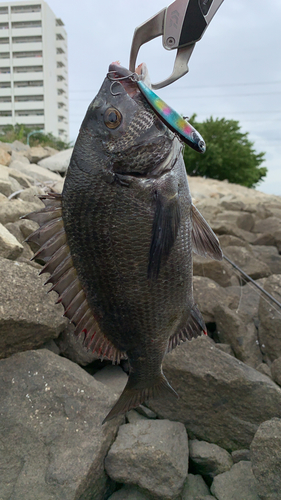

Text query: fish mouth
(108, 62), (149, 98)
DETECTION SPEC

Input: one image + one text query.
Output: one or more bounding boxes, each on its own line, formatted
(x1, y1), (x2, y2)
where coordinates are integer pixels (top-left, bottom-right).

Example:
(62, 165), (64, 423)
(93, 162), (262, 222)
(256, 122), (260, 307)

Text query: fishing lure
(137, 79), (206, 154)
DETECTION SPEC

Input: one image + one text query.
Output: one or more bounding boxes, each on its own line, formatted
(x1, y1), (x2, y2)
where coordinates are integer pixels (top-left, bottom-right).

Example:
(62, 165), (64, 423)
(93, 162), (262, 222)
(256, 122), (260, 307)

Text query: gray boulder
(148, 336), (281, 450)
(258, 275), (281, 362)
(38, 148), (73, 173)
(0, 257), (67, 358)
(105, 420), (189, 499)
(0, 198), (41, 225)
(9, 160), (63, 185)
(252, 245), (281, 275)
(189, 439), (233, 478)
(270, 357), (281, 386)
(108, 485), (151, 500)
(193, 255), (239, 287)
(182, 473), (210, 500)
(250, 418), (281, 500)
(0, 349), (123, 500)
(210, 461), (260, 500)
(54, 324), (98, 366)
(214, 303), (262, 368)
(25, 146), (49, 163)
(0, 223), (23, 259)
(223, 245), (271, 280)
(231, 449), (251, 463)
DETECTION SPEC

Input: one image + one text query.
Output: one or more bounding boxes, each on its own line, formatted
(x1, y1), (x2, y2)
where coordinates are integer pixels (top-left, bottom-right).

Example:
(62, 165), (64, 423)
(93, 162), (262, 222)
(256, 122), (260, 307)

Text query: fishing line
(223, 254), (281, 312)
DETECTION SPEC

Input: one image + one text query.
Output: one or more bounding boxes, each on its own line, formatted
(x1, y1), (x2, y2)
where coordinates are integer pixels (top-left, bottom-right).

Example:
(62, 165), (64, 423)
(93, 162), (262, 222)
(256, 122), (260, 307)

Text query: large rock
(0, 258), (67, 358)
(105, 420), (189, 499)
(148, 336), (281, 450)
(0, 223), (23, 259)
(0, 148), (11, 166)
(189, 439), (233, 478)
(214, 303), (262, 368)
(38, 148), (73, 173)
(0, 198), (41, 225)
(9, 160), (63, 185)
(250, 418), (281, 500)
(193, 255), (239, 287)
(182, 474), (211, 499)
(55, 324), (98, 366)
(223, 245), (271, 280)
(7, 168), (34, 188)
(210, 461), (260, 500)
(252, 245), (281, 275)
(25, 146), (49, 163)
(108, 485), (151, 500)
(258, 275), (281, 362)
(0, 164), (22, 197)
(0, 349), (123, 500)
(193, 276), (235, 324)
(270, 357), (281, 386)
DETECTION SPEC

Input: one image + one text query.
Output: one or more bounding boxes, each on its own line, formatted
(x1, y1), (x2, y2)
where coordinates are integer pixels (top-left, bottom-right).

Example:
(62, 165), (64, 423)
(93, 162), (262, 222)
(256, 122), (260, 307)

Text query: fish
(24, 62), (223, 423)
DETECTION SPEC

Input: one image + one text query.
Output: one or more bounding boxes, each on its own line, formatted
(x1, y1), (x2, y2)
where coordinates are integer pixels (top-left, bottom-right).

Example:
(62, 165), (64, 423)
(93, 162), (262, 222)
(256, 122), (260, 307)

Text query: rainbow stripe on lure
(137, 80), (206, 154)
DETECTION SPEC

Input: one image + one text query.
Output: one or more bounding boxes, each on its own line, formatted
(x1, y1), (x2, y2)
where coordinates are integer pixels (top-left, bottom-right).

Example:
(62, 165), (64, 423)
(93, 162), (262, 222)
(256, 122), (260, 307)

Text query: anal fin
(167, 304), (207, 352)
(192, 204), (223, 260)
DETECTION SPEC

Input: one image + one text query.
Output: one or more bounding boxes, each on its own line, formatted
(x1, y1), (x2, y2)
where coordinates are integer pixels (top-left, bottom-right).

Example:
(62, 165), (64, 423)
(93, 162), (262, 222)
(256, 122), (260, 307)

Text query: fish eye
(104, 107), (122, 129)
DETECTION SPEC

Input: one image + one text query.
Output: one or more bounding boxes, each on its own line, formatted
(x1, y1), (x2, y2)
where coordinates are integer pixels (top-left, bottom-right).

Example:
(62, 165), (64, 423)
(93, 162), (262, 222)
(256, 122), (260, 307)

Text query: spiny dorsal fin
(148, 190), (181, 280)
(167, 304), (207, 352)
(192, 204), (223, 260)
(24, 193), (126, 364)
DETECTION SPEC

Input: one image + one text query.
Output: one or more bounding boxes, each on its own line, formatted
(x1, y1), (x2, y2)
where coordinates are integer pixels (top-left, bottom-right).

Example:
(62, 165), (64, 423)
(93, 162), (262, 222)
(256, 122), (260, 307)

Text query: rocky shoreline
(0, 141), (280, 500)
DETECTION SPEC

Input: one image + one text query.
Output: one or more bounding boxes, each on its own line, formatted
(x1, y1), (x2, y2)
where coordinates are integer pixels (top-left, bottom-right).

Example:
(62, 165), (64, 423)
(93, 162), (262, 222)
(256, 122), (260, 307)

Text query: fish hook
(109, 80), (123, 96)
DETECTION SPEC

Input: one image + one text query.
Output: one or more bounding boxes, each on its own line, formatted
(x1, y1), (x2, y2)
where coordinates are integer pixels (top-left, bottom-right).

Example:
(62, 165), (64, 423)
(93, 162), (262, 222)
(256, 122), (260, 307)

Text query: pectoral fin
(191, 204), (223, 260)
(148, 191), (181, 280)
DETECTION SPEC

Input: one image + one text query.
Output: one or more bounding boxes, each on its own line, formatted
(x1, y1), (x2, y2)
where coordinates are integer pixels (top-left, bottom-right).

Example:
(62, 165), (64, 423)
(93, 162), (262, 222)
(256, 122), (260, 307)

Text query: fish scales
(25, 62), (223, 422)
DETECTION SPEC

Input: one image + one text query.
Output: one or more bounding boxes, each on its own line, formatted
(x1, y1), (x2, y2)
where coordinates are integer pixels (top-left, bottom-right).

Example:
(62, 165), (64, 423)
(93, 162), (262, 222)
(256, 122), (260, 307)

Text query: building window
(0, 52), (9, 59)
(0, 7), (8, 14)
(0, 96), (11, 102)
(12, 21), (42, 29)
(57, 75), (65, 82)
(0, 23), (9, 30)
(57, 61), (65, 68)
(0, 67), (10, 73)
(15, 109), (44, 116)
(13, 51), (42, 58)
(56, 34), (64, 41)
(0, 37), (9, 44)
(56, 48), (65, 54)
(15, 95), (44, 102)
(0, 81), (11, 88)
(58, 102), (65, 108)
(0, 111), (12, 116)
(13, 66), (43, 73)
(57, 88), (65, 95)
(12, 36), (42, 44)
(11, 5), (41, 13)
(14, 80), (43, 87)
(56, 19), (64, 26)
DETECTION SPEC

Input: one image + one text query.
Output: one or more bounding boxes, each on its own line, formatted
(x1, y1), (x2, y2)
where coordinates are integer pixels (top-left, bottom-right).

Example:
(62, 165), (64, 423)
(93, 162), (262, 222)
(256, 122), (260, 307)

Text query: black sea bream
(25, 63), (222, 422)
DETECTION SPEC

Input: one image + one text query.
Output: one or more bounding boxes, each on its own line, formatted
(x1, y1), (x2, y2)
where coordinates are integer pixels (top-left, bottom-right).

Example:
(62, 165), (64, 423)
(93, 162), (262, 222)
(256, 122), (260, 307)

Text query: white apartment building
(0, 0), (69, 141)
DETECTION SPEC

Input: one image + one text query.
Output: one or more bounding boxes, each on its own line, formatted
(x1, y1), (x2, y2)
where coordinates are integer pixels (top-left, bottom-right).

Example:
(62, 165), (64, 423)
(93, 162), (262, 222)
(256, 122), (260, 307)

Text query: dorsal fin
(167, 304), (207, 353)
(23, 193), (126, 364)
(191, 204), (223, 260)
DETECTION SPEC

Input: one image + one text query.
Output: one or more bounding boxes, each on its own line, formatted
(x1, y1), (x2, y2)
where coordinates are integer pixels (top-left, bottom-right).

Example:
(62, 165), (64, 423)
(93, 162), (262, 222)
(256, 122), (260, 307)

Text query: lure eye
(104, 107), (122, 129)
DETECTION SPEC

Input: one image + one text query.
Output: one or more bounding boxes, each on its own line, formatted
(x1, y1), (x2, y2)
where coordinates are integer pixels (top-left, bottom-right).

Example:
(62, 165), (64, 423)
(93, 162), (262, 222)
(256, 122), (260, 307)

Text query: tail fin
(103, 372), (178, 424)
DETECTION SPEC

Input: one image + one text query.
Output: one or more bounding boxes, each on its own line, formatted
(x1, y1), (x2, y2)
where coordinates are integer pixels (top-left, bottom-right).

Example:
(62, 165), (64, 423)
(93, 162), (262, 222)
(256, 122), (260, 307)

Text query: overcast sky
(47, 0), (280, 195)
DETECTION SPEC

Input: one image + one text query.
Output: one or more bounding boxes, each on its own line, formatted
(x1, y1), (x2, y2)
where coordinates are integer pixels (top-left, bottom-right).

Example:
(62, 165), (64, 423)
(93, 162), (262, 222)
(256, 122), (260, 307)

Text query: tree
(183, 116), (267, 188)
(0, 124), (71, 151)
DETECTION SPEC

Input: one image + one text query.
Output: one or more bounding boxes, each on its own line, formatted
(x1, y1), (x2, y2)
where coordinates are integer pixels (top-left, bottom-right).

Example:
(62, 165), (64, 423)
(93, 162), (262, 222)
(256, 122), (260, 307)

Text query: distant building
(0, 0), (69, 141)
